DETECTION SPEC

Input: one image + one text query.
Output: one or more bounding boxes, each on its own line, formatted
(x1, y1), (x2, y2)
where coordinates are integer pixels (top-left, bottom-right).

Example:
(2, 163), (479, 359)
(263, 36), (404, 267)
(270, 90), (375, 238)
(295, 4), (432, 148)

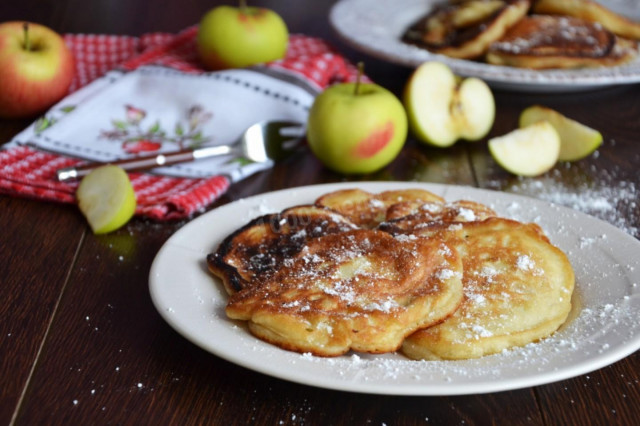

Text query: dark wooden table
(2, 1), (639, 424)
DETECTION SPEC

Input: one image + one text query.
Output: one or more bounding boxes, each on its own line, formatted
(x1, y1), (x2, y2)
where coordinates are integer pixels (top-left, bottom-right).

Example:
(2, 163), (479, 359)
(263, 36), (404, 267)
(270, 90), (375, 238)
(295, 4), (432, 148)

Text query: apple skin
(404, 61), (494, 148)
(0, 21), (75, 118)
(307, 82), (408, 174)
(197, 5), (288, 70)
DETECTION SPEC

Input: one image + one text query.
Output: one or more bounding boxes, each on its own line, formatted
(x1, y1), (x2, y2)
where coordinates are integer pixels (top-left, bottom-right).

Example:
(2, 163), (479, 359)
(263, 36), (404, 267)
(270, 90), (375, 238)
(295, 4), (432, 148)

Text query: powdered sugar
(516, 255), (536, 272)
(455, 207), (477, 222)
(491, 165), (639, 238)
(477, 265), (498, 282)
(282, 293), (639, 390)
(158, 181), (640, 395)
(435, 268), (456, 281)
(364, 299), (400, 312)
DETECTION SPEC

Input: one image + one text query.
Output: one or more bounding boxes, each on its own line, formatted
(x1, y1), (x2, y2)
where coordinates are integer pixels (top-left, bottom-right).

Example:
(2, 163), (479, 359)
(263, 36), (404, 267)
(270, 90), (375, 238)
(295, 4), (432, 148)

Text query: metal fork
(56, 120), (305, 182)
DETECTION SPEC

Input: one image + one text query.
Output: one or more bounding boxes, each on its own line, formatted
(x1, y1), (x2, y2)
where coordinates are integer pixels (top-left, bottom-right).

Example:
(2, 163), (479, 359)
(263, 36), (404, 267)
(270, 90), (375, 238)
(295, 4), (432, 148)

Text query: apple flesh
(307, 82), (408, 174)
(197, 3), (288, 70)
(404, 61), (495, 147)
(488, 121), (560, 177)
(0, 21), (75, 118)
(519, 105), (603, 162)
(76, 165), (137, 235)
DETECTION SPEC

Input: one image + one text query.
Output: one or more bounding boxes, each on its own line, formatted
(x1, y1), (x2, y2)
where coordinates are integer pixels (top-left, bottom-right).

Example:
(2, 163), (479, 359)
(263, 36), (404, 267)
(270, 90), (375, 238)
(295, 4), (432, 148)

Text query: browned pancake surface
(207, 205), (357, 294)
(402, 0), (531, 59)
(383, 199), (497, 226)
(226, 229), (464, 356)
(487, 15), (638, 68)
(533, 0), (640, 40)
(315, 188), (444, 228)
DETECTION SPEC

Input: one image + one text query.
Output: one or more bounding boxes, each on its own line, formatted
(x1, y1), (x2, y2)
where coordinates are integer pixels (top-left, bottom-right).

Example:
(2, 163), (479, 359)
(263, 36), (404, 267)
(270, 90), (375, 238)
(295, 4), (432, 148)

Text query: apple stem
(354, 62), (365, 96)
(239, 0), (247, 13)
(23, 22), (31, 51)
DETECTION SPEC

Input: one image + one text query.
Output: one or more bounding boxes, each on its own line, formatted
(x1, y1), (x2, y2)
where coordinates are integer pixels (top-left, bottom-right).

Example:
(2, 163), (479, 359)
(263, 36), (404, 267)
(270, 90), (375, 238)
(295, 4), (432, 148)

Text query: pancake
(208, 187), (575, 360)
(486, 15), (638, 69)
(402, 0), (531, 59)
(383, 199), (497, 225)
(315, 188), (444, 229)
(207, 205), (357, 295)
(533, 0), (640, 40)
(226, 228), (464, 357)
(399, 217), (575, 360)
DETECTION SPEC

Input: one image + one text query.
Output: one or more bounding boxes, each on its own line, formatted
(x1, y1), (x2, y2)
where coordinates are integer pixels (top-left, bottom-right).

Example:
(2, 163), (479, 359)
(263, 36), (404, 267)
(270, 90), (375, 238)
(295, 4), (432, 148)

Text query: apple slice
(404, 62), (495, 147)
(519, 105), (603, 161)
(488, 121), (560, 177)
(76, 165), (137, 234)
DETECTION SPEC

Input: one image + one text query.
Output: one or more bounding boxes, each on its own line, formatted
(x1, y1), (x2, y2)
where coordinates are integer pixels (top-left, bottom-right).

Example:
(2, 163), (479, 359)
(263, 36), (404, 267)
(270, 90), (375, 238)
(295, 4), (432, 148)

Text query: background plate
(149, 182), (640, 395)
(329, 0), (640, 92)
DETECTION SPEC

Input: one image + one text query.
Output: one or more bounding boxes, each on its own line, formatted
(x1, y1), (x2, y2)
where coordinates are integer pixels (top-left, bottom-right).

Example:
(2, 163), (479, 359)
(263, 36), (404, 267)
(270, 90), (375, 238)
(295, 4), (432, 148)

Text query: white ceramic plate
(329, 0), (640, 92)
(149, 182), (640, 395)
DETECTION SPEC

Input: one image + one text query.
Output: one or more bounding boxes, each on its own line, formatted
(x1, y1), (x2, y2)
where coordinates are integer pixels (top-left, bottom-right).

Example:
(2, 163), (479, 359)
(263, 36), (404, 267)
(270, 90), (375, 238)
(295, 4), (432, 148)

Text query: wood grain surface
(1, 1), (639, 424)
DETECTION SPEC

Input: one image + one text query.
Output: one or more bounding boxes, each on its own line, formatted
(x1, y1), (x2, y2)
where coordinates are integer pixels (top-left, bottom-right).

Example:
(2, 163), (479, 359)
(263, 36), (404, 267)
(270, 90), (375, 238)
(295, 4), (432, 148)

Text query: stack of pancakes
(402, 0), (640, 69)
(207, 188), (575, 360)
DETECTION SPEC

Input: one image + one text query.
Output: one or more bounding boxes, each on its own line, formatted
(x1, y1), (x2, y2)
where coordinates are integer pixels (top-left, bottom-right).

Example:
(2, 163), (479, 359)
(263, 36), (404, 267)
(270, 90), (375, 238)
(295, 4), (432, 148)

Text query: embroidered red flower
(125, 105), (146, 124)
(122, 140), (162, 154)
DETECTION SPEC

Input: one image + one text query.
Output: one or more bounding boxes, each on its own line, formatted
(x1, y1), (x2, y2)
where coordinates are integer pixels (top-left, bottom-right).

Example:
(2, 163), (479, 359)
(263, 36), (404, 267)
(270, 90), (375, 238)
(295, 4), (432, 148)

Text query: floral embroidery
(100, 104), (213, 154)
(34, 105), (76, 134)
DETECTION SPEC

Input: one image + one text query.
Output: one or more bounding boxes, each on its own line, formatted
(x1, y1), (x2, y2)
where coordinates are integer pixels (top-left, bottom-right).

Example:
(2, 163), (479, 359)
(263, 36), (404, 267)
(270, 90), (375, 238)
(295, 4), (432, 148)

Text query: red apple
(0, 21), (75, 118)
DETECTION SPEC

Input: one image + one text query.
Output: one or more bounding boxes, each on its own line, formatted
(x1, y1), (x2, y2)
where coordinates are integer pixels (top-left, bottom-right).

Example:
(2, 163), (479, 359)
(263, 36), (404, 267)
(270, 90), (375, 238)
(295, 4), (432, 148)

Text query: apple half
(404, 62), (495, 147)
(519, 105), (603, 162)
(488, 121), (560, 177)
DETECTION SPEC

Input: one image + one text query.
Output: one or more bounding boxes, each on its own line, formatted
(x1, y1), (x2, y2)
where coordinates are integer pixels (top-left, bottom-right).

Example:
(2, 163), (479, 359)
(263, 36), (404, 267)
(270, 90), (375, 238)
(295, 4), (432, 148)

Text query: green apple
(488, 121), (560, 177)
(197, 1), (288, 70)
(519, 105), (603, 162)
(307, 79), (408, 174)
(76, 165), (137, 234)
(404, 61), (495, 147)
(0, 21), (75, 118)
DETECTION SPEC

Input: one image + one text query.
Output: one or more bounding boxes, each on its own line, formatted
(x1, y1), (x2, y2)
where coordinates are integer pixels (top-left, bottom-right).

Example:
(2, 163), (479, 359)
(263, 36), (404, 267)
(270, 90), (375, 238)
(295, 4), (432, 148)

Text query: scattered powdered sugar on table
(488, 166), (639, 238)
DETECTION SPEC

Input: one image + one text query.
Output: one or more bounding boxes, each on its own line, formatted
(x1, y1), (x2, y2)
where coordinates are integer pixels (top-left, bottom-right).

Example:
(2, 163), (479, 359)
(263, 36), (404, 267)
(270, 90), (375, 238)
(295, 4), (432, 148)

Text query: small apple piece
(404, 61), (495, 147)
(519, 105), (603, 162)
(488, 121), (560, 177)
(197, 1), (288, 70)
(307, 70), (408, 174)
(76, 165), (137, 234)
(0, 21), (75, 118)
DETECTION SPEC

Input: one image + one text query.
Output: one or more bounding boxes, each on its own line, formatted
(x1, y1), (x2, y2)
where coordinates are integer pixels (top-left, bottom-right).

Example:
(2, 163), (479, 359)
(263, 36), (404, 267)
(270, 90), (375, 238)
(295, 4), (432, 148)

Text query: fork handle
(56, 145), (234, 182)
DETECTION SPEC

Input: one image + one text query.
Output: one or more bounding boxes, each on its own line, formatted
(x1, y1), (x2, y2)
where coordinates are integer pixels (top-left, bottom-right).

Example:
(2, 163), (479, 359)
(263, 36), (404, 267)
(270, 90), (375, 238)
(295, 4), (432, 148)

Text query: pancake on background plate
(533, 0), (640, 40)
(402, 0), (531, 59)
(487, 15), (638, 69)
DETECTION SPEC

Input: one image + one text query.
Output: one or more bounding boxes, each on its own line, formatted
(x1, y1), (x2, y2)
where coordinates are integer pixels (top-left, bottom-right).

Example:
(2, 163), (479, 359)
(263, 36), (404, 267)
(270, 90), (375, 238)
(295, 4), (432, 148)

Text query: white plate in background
(329, 0), (640, 92)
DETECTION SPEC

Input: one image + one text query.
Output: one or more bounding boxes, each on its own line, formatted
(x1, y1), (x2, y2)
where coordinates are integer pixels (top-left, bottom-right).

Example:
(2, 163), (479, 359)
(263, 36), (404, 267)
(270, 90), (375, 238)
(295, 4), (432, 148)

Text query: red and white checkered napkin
(0, 27), (360, 220)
